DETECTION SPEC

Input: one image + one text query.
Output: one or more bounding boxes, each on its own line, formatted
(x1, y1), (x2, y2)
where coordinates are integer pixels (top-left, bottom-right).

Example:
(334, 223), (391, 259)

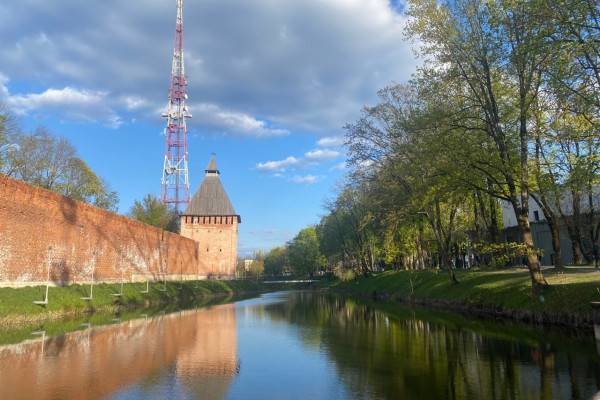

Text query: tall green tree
(264, 246), (288, 276)
(287, 227), (325, 278)
(129, 194), (179, 232)
(2, 127), (118, 211)
(406, 0), (552, 288)
(247, 251), (266, 279)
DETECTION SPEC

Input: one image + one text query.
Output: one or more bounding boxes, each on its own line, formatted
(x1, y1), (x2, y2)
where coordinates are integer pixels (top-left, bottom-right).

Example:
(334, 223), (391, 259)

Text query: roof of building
(206, 154), (218, 173)
(183, 155), (239, 217)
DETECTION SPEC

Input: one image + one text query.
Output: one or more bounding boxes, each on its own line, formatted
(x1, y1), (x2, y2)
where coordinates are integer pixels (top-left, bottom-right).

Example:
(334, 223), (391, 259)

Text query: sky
(0, 0), (417, 256)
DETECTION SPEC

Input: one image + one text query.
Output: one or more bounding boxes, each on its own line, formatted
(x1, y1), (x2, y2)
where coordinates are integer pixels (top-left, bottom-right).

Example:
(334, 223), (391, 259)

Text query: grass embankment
(0, 280), (299, 328)
(0, 293), (247, 347)
(329, 268), (600, 327)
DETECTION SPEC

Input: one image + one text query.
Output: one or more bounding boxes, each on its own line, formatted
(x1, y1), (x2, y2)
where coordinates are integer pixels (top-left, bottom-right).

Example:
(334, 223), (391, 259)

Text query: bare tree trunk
(549, 222), (563, 268)
(571, 191), (590, 263)
(531, 192), (563, 270)
(516, 211), (548, 288)
(548, 219), (563, 269)
(430, 199), (459, 284)
(489, 191), (500, 243)
(440, 247), (458, 284)
(572, 239), (585, 265)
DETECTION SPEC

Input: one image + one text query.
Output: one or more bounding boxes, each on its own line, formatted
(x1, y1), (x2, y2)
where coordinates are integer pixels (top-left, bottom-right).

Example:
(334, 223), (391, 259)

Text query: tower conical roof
(184, 155), (239, 217)
(206, 153), (218, 173)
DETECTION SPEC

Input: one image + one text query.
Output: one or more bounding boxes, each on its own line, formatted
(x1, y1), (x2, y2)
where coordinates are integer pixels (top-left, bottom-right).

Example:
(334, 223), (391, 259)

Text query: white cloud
(304, 149), (340, 161)
(256, 148), (340, 173)
(256, 156), (300, 172)
(120, 95), (149, 111)
(3, 81), (123, 128)
(8, 87), (106, 111)
(292, 175), (318, 184)
(0, 73), (9, 99)
(256, 138), (344, 177)
(0, 0), (418, 136)
(331, 162), (347, 171)
(317, 136), (345, 147)
(190, 103), (289, 137)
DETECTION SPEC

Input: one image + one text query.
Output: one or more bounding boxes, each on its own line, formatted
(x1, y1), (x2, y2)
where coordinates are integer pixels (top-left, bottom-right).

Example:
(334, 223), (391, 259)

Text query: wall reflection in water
(2, 293), (600, 400)
(260, 292), (600, 400)
(0, 304), (238, 400)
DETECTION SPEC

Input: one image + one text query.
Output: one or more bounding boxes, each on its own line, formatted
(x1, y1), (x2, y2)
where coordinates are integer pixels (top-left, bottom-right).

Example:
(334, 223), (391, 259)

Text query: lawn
(331, 268), (600, 317)
(0, 279), (298, 326)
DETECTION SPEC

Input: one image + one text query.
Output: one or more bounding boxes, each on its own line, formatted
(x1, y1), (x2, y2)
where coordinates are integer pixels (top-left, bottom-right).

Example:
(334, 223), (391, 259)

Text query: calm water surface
(1, 291), (599, 399)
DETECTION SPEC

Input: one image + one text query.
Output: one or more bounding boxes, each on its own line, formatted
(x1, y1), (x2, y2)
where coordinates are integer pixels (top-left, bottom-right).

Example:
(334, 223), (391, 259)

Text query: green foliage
(318, 186), (381, 275)
(300, 0), (599, 286)
(331, 268), (600, 316)
(0, 280), (312, 329)
(1, 125), (118, 211)
(287, 227), (325, 277)
(247, 250), (266, 279)
(473, 242), (532, 269)
(248, 259), (264, 279)
(129, 194), (179, 232)
(264, 246), (287, 276)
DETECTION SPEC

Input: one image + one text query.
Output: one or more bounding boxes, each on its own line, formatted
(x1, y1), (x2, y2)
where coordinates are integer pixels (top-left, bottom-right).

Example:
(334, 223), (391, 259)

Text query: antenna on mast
(161, 0), (191, 211)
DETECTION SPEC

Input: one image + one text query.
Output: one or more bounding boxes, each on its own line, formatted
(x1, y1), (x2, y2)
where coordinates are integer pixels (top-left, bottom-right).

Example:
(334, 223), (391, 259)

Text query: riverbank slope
(0, 280), (302, 327)
(329, 268), (600, 327)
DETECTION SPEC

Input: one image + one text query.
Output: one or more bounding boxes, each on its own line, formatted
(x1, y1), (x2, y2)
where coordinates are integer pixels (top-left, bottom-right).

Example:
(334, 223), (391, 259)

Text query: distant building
(500, 189), (599, 265)
(243, 259), (253, 271)
(180, 155), (241, 278)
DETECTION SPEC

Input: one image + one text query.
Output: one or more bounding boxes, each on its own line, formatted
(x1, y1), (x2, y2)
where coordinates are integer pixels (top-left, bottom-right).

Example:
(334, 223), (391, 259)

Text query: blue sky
(0, 0), (417, 256)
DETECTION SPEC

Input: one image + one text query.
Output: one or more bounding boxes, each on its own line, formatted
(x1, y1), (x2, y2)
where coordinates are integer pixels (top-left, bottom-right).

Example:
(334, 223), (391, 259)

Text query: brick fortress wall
(180, 215), (238, 277)
(0, 174), (231, 286)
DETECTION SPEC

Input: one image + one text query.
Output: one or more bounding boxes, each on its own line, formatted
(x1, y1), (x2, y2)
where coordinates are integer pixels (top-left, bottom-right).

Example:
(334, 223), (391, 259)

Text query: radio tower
(161, 0), (191, 210)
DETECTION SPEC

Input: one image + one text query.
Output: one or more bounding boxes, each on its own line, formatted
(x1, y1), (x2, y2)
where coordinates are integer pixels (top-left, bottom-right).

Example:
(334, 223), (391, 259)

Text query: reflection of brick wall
(180, 217), (238, 278)
(0, 304), (238, 400)
(0, 174), (214, 285)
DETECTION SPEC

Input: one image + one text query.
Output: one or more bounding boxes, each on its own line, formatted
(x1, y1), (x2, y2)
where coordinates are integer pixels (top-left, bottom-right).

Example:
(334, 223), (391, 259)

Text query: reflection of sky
(114, 291), (351, 400)
(3, 292), (600, 399)
(227, 293), (350, 400)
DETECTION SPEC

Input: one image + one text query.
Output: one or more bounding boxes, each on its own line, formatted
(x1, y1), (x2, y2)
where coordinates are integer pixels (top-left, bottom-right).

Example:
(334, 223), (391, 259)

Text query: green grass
(0, 279), (303, 326)
(0, 292), (253, 347)
(330, 268), (600, 317)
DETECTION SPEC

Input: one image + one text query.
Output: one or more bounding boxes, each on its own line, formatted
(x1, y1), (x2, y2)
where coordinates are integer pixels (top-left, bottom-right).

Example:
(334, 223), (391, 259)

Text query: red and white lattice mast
(161, 0), (191, 210)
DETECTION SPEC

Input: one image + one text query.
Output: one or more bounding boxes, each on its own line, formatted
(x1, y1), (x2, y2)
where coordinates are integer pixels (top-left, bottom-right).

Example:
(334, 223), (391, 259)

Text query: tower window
(533, 210), (540, 222)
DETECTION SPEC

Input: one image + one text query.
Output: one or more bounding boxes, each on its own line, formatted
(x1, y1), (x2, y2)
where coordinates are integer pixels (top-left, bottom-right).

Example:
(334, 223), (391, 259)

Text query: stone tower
(180, 155), (240, 278)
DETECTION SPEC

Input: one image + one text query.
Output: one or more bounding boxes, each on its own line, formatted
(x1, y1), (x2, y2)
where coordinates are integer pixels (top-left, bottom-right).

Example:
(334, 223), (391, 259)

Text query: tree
(2, 127), (118, 211)
(129, 194), (179, 232)
(287, 227), (325, 278)
(264, 246), (287, 276)
(0, 104), (18, 172)
(406, 0), (551, 288)
(243, 250), (266, 280)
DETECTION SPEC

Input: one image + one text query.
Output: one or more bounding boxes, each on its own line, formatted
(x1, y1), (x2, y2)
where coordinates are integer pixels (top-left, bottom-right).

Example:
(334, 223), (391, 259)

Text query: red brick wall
(0, 174), (214, 286)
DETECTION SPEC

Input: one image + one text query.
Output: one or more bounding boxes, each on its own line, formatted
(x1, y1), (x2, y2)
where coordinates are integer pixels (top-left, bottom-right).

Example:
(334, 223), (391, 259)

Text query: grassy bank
(329, 268), (600, 327)
(0, 293), (251, 347)
(0, 280), (302, 327)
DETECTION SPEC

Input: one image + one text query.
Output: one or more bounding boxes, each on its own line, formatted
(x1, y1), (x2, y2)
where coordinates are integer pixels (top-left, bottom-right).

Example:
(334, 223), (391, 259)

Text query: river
(0, 291), (599, 399)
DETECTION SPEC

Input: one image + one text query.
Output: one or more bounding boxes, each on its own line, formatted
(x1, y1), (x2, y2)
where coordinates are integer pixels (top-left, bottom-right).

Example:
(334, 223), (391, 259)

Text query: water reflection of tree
(259, 293), (600, 399)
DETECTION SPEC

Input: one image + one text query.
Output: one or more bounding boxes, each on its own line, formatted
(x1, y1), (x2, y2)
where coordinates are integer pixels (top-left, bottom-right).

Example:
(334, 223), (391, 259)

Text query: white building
(500, 188), (600, 265)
